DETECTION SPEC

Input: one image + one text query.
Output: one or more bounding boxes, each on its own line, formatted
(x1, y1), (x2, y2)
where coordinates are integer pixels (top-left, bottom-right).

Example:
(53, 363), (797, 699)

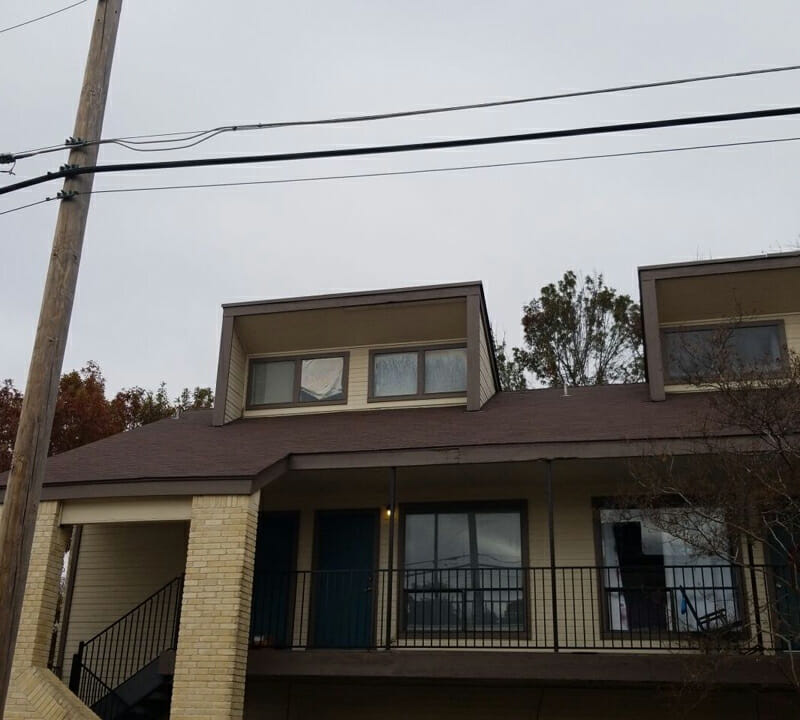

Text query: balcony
(249, 564), (788, 654)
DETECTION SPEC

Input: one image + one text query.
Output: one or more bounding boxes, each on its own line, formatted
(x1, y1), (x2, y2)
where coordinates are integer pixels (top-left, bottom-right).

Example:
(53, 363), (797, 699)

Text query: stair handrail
(70, 574), (184, 713)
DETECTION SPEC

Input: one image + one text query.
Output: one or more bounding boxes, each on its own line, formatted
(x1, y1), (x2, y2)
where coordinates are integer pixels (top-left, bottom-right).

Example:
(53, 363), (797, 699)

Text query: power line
(5, 62), (800, 162)
(3, 134), (798, 219)
(0, 0), (88, 35)
(0, 199), (51, 216)
(2, 104), (800, 196)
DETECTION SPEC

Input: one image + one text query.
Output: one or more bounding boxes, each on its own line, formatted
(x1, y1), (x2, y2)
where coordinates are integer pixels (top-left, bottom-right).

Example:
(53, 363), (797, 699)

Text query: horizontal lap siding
(62, 521), (189, 680)
(225, 330), (246, 422)
(259, 464), (726, 652)
(478, 321), (496, 406)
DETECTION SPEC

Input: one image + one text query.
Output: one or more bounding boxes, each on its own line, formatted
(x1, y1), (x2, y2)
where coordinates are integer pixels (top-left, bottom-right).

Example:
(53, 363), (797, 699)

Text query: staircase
(69, 575), (184, 720)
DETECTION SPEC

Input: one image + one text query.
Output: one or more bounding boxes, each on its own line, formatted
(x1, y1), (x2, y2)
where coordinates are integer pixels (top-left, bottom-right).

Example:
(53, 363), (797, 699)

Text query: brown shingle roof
(1, 384), (723, 494)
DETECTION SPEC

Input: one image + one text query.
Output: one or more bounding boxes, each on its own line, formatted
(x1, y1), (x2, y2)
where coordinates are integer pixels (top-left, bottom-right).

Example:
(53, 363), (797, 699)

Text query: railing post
(68, 641), (84, 694)
(546, 460), (559, 652)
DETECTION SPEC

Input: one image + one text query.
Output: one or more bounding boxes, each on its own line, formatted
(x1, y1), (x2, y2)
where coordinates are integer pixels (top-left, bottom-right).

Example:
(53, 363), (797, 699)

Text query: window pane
(299, 357), (344, 402)
(663, 324), (783, 380)
(729, 325), (783, 369)
(250, 361), (294, 405)
(475, 513), (522, 568)
(424, 348), (467, 394)
(599, 508), (736, 633)
(373, 352), (418, 397)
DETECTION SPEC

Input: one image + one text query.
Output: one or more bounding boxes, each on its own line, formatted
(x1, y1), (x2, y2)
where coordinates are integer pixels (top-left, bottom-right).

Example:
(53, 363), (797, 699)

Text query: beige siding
(258, 461), (768, 653)
(62, 521), (188, 680)
(478, 320), (496, 406)
(663, 311), (800, 393)
(225, 329), (246, 422)
(242, 340), (467, 418)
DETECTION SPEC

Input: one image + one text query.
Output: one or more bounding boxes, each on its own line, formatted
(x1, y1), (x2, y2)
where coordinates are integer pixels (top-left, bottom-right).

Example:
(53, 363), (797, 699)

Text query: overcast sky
(2, 1), (800, 396)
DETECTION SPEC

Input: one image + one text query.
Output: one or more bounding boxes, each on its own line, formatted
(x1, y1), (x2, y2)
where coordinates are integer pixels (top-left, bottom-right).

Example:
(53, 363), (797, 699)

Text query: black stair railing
(69, 574), (184, 717)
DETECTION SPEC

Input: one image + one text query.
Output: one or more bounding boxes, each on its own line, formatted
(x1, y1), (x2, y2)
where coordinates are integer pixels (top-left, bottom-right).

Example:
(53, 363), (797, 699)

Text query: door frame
(309, 508), (381, 648)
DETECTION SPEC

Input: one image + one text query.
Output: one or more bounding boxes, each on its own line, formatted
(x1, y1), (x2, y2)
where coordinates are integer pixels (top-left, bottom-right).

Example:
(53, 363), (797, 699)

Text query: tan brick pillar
(9, 501), (68, 670)
(170, 493), (259, 720)
(5, 501), (74, 718)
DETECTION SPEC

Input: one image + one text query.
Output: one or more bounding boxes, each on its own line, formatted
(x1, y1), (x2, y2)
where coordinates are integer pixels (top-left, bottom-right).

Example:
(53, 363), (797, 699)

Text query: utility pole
(0, 1), (123, 713)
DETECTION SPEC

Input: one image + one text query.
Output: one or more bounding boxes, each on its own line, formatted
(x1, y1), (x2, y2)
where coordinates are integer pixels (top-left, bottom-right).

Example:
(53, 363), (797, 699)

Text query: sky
(2, 1), (800, 396)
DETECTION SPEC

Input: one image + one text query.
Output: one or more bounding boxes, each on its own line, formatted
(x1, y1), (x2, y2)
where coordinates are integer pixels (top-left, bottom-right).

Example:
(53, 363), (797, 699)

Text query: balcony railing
(250, 565), (797, 653)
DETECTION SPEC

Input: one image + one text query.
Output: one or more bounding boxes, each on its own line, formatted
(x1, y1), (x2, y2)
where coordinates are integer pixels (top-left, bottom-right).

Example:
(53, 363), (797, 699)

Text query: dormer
(212, 282), (500, 424)
(639, 252), (800, 400)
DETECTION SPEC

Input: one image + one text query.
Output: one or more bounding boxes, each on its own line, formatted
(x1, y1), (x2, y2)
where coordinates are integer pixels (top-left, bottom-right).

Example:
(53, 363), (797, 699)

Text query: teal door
(250, 513), (298, 647)
(312, 511), (378, 648)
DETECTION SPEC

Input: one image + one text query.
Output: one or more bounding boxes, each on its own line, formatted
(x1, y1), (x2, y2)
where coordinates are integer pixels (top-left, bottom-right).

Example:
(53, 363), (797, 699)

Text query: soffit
(655, 267), (800, 324)
(235, 299), (467, 354)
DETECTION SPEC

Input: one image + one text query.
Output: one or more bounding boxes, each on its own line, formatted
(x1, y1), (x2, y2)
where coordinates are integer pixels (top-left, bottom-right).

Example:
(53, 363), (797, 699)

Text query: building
(2, 251), (800, 719)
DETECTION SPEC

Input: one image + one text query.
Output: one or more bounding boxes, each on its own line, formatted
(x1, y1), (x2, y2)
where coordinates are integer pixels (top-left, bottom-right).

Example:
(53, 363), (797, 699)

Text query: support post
(0, 1), (123, 711)
(384, 468), (397, 650)
(746, 539), (764, 651)
(546, 460), (559, 652)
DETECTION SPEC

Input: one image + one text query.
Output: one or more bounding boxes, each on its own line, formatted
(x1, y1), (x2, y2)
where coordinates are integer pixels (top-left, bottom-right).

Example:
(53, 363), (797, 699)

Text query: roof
(0, 384), (744, 500)
(220, 281), (490, 320)
(638, 250), (800, 279)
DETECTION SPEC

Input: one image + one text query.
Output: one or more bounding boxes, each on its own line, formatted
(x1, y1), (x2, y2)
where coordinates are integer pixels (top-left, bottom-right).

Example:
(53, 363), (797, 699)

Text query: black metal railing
(69, 575), (184, 717)
(249, 565), (794, 652)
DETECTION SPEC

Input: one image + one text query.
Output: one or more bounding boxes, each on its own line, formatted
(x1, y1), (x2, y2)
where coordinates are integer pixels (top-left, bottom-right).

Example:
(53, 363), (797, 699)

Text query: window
(598, 508), (738, 633)
(662, 322), (785, 383)
(247, 354), (348, 408)
(402, 505), (525, 634)
(370, 345), (467, 400)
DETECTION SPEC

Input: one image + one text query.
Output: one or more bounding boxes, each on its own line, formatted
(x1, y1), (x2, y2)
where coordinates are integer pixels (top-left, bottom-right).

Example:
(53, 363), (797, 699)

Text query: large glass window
(371, 346), (467, 400)
(247, 354), (347, 408)
(403, 507), (524, 634)
(599, 508), (738, 633)
(662, 322), (784, 382)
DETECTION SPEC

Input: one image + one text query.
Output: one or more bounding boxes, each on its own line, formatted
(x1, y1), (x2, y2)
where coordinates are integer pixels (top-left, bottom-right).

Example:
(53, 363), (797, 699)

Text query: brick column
(9, 501), (68, 671)
(170, 493), (259, 720)
(4, 501), (96, 720)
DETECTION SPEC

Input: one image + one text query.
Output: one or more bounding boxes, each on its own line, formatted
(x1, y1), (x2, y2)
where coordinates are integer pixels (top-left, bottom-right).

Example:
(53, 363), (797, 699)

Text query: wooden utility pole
(0, 1), (123, 713)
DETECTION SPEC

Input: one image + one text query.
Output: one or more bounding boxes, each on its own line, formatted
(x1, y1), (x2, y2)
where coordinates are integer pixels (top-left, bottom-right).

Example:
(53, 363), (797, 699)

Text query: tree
(0, 362), (214, 472)
(494, 338), (528, 391)
(0, 380), (23, 474)
(50, 361), (121, 455)
(631, 325), (800, 686)
(516, 271), (643, 387)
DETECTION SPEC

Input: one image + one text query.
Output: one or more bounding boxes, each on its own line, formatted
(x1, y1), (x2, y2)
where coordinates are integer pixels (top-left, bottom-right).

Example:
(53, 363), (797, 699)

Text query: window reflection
(404, 508), (524, 633)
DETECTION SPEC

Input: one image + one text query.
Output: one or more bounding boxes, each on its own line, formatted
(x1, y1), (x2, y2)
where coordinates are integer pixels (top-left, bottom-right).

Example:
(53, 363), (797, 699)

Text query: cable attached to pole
(2, 104), (800, 197)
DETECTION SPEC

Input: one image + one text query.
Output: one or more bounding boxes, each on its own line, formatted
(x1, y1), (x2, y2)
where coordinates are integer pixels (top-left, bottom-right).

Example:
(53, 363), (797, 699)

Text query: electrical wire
(2, 134), (798, 219)
(5, 62), (800, 162)
(0, 0), (88, 35)
(2, 104), (800, 196)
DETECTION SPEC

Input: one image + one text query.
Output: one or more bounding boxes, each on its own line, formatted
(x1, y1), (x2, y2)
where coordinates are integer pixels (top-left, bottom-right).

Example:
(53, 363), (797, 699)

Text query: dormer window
(369, 345), (467, 401)
(247, 353), (348, 408)
(662, 321), (786, 383)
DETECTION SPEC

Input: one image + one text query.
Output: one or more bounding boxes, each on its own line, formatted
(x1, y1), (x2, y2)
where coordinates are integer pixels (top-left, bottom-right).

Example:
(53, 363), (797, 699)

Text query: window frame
(660, 319), (788, 385)
(367, 343), (468, 402)
(398, 500), (530, 639)
(245, 352), (350, 410)
(591, 498), (745, 639)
